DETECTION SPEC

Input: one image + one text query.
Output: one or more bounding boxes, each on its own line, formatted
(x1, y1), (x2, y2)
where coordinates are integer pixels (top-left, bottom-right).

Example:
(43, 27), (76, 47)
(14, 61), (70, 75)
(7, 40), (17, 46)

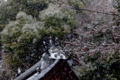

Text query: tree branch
(75, 8), (120, 17)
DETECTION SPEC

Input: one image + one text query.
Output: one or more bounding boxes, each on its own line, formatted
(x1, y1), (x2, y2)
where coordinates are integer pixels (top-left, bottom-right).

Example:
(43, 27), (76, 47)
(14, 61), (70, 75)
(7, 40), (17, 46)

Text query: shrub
(75, 49), (120, 80)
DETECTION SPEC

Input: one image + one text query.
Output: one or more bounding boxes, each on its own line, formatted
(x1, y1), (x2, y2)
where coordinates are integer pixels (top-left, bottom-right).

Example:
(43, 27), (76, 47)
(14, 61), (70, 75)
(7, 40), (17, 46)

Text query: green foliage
(1, 12), (42, 66)
(1, 5), (76, 67)
(77, 49), (120, 80)
(39, 3), (76, 32)
(44, 15), (76, 33)
(68, 0), (84, 8)
(0, 0), (48, 25)
(114, 0), (120, 25)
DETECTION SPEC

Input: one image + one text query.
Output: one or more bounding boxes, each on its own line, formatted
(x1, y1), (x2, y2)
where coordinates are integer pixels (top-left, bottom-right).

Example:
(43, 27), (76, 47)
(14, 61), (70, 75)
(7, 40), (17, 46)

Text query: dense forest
(0, 0), (120, 80)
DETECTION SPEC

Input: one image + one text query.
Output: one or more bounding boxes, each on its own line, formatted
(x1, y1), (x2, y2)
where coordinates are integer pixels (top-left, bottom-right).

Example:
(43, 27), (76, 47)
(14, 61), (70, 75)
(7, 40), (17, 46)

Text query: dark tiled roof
(14, 59), (79, 80)
(38, 59), (79, 80)
(14, 60), (42, 80)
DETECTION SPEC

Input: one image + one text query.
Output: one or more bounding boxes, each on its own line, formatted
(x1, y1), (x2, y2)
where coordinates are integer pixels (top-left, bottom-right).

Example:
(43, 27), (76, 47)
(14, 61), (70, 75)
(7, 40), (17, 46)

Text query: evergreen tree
(1, 0), (78, 68)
